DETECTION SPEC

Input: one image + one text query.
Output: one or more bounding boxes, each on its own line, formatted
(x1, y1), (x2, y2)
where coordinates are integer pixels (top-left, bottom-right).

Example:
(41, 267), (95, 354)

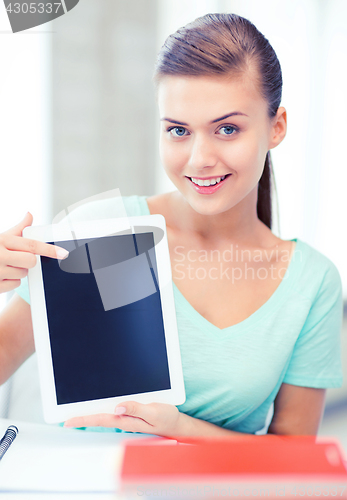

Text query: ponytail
(257, 152), (272, 229)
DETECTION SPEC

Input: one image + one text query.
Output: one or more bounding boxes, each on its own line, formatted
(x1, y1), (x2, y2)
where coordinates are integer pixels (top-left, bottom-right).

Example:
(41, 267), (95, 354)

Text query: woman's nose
(187, 134), (217, 171)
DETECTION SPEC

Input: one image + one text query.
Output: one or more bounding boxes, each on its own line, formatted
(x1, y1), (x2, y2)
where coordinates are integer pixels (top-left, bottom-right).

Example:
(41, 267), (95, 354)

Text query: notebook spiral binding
(0, 425), (18, 460)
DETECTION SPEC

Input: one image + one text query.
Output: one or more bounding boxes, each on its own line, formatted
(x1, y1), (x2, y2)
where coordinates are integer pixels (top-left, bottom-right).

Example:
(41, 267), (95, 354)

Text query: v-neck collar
(171, 240), (302, 337)
(140, 195), (303, 337)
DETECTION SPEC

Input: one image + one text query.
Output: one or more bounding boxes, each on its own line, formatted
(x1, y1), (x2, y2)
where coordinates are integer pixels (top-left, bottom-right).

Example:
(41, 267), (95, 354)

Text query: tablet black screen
(41, 232), (171, 405)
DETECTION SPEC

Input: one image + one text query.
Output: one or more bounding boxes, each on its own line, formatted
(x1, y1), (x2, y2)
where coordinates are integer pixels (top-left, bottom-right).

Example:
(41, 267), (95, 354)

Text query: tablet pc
(24, 215), (185, 423)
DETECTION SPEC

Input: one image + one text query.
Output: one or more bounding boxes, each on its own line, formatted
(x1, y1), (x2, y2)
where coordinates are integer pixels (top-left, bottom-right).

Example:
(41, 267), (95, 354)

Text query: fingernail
(56, 248), (69, 260)
(64, 422), (73, 427)
(115, 406), (126, 415)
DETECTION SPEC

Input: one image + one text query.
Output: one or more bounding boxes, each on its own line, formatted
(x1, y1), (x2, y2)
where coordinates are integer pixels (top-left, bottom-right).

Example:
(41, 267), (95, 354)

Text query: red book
(120, 437), (347, 498)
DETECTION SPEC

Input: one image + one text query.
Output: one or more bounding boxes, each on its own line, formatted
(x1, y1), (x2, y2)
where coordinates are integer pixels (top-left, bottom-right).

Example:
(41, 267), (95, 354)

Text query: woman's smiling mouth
(186, 174), (232, 194)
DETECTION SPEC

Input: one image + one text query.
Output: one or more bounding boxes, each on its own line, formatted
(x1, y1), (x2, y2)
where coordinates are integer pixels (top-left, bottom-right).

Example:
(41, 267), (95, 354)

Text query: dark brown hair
(154, 13), (282, 229)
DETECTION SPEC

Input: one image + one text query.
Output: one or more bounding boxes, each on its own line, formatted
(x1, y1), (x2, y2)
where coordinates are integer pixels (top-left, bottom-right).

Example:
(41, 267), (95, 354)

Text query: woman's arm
(0, 213), (68, 384)
(64, 383), (326, 438)
(0, 294), (35, 385)
(267, 383), (326, 435)
(175, 384), (326, 438)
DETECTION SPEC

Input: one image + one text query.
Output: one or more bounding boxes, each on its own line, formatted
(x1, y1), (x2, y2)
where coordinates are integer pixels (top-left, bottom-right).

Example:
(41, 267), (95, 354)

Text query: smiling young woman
(0, 13), (342, 438)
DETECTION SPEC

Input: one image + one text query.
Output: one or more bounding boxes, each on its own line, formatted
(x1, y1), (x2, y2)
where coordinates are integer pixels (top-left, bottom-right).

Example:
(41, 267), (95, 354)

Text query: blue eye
(169, 127), (188, 137)
(218, 125), (237, 135)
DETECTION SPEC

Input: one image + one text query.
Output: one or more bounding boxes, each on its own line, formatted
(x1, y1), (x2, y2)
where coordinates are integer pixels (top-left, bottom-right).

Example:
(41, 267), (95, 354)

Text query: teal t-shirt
(16, 195), (343, 434)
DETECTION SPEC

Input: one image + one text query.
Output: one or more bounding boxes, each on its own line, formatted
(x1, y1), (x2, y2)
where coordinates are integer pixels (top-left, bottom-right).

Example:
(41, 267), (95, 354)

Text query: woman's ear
(269, 106), (287, 149)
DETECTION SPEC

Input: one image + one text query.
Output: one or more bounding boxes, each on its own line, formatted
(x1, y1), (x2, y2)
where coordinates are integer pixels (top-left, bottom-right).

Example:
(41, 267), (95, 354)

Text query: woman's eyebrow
(160, 112), (248, 126)
(160, 118), (188, 126)
(211, 112), (248, 123)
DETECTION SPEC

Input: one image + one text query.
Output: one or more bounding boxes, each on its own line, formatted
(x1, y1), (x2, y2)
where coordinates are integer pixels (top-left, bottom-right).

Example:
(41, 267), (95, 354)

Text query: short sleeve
(283, 262), (343, 388)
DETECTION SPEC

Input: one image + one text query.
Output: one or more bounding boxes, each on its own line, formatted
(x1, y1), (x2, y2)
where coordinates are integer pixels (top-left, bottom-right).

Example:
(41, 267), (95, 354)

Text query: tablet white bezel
(24, 215), (185, 423)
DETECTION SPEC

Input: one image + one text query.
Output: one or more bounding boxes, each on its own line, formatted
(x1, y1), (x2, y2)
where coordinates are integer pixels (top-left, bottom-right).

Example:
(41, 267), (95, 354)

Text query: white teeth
(191, 175), (227, 187)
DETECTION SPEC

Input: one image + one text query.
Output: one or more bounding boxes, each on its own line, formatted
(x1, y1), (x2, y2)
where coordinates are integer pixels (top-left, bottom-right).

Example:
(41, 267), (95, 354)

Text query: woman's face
(158, 73), (284, 217)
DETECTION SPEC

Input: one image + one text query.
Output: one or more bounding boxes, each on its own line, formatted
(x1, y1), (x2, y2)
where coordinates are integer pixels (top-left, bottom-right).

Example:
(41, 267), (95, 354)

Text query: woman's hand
(0, 212), (69, 294)
(64, 402), (182, 437)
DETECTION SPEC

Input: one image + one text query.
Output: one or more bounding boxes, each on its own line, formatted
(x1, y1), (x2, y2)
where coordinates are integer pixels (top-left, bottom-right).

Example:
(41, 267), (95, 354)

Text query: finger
(0, 279), (21, 294)
(64, 413), (120, 428)
(113, 415), (155, 434)
(1, 266), (28, 280)
(4, 249), (38, 270)
(115, 402), (155, 423)
(4, 235), (69, 260)
(64, 413), (153, 434)
(3, 212), (33, 237)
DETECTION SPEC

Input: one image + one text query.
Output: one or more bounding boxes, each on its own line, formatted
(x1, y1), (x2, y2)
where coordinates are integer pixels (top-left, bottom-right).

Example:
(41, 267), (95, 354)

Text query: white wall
(0, 9), (51, 312)
(0, 8), (51, 417)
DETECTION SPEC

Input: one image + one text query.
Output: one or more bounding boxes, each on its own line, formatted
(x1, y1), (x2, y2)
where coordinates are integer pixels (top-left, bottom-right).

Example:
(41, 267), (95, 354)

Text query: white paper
(0, 418), (156, 493)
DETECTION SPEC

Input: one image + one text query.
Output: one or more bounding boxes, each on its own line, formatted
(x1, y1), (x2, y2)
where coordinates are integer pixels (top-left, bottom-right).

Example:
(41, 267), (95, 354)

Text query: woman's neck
(168, 189), (267, 248)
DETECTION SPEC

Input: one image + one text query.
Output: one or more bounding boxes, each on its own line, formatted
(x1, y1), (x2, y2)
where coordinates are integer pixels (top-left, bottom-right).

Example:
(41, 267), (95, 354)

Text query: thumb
(115, 402), (140, 416)
(5, 212), (33, 237)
